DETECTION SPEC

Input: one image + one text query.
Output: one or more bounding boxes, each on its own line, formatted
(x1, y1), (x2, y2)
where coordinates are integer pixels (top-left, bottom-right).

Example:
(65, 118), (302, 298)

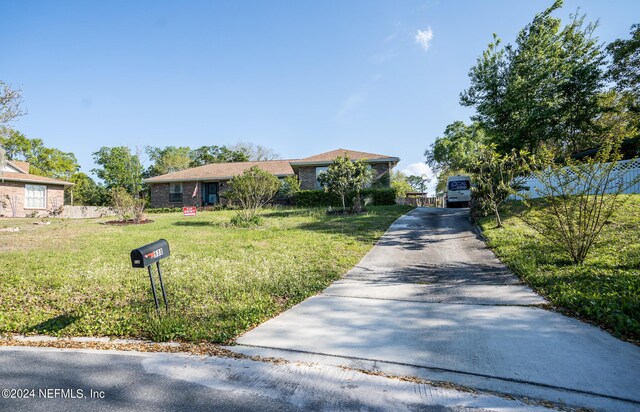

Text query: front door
(203, 182), (219, 205)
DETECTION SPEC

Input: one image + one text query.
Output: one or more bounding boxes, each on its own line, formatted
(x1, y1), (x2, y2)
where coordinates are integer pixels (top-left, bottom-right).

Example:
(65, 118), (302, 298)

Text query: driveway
(233, 208), (640, 411)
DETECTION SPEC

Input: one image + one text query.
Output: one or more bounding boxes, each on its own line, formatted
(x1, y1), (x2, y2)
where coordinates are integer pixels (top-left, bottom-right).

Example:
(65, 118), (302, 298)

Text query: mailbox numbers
(144, 248), (164, 259)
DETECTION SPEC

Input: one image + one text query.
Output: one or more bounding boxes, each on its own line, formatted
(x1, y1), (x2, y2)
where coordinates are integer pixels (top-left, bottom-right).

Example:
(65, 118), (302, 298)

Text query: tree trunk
(494, 206), (502, 228)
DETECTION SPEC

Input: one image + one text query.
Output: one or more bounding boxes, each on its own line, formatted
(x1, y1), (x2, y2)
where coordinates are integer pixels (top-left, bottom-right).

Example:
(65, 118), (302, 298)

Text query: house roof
(290, 149), (399, 166)
(0, 171), (73, 187)
(7, 160), (30, 173)
(143, 159), (296, 183)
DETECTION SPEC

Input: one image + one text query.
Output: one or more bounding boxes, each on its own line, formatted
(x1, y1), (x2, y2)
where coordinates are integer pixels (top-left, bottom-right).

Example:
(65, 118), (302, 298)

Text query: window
(169, 183), (183, 203)
(448, 180), (470, 191)
(315, 167), (328, 189)
(25, 184), (47, 209)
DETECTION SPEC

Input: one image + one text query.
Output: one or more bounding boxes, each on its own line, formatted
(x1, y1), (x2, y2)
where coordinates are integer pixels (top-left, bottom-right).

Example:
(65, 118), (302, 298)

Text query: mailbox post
(130, 239), (170, 316)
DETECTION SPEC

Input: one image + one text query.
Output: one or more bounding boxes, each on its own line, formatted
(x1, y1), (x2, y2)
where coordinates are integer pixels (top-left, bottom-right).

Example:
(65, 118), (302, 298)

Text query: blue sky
(2, 0), (639, 188)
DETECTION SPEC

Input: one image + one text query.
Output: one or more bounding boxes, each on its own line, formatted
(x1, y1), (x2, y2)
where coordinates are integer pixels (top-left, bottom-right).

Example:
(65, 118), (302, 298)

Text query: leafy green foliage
(0, 129), (79, 179)
(0, 206), (412, 342)
(607, 24), (640, 99)
(468, 146), (532, 227)
(461, 1), (606, 156)
(294, 189), (396, 207)
(65, 172), (108, 206)
(390, 171), (413, 198)
(92, 146), (144, 194)
(479, 195), (640, 341)
(521, 142), (639, 264)
(226, 166), (280, 224)
(317, 155), (373, 212)
(425, 121), (487, 176)
(110, 187), (146, 223)
(279, 175), (301, 199)
(145, 146), (192, 177)
(188, 145), (249, 167)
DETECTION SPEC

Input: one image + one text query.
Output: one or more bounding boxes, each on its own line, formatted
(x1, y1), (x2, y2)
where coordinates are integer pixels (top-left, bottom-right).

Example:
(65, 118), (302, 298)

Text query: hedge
(294, 188), (397, 207)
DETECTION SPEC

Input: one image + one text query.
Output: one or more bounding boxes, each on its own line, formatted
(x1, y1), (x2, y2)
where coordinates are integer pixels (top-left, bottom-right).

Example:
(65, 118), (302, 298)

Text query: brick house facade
(144, 149), (399, 208)
(0, 161), (72, 218)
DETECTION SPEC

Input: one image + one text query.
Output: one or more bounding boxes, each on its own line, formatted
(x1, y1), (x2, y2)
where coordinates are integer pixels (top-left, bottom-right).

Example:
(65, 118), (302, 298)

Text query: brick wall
(298, 167), (317, 190)
(149, 181), (231, 208)
(297, 163), (392, 191)
(0, 182), (65, 218)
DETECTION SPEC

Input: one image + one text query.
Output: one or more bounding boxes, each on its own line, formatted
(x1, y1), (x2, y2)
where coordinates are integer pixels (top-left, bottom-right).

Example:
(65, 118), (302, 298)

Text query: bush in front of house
(294, 188), (397, 207)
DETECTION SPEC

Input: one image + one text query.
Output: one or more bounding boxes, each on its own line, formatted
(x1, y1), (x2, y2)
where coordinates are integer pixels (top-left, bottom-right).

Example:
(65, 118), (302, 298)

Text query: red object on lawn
(183, 206), (197, 216)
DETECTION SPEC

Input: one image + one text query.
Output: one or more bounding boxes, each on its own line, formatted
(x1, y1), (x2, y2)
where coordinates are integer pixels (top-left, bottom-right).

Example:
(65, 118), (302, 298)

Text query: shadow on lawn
(29, 314), (79, 334)
(172, 221), (220, 227)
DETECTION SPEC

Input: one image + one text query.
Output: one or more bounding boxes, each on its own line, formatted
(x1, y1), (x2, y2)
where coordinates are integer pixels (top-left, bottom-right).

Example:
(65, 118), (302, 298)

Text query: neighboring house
(144, 149), (399, 208)
(0, 160), (73, 217)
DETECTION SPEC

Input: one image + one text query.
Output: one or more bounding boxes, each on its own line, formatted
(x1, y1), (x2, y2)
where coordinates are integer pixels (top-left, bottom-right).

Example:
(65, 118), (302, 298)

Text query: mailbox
(130, 239), (170, 316)
(131, 239), (170, 268)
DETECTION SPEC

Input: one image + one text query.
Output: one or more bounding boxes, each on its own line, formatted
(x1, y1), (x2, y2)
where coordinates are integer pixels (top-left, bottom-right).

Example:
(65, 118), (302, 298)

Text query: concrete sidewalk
(233, 208), (640, 411)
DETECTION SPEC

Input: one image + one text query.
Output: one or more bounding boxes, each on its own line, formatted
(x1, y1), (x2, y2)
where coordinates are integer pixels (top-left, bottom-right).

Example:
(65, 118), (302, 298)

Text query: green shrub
(294, 188), (397, 207)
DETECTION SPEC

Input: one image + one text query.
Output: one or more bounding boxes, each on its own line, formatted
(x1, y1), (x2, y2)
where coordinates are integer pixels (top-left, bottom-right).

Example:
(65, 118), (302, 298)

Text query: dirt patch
(103, 219), (154, 225)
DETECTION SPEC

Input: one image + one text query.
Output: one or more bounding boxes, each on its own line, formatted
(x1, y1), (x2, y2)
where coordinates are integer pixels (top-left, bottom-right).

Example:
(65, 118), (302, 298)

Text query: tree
(607, 24), (640, 100)
(0, 129), (79, 179)
(92, 146), (143, 194)
(317, 155), (372, 213)
(521, 141), (639, 264)
(468, 146), (532, 228)
(425, 121), (486, 192)
(146, 146), (191, 177)
(230, 142), (281, 161)
(189, 145), (248, 166)
(461, 1), (605, 156)
(65, 172), (108, 206)
(390, 171), (413, 198)
(407, 175), (430, 193)
(226, 166), (280, 224)
(279, 175), (301, 199)
(0, 81), (23, 125)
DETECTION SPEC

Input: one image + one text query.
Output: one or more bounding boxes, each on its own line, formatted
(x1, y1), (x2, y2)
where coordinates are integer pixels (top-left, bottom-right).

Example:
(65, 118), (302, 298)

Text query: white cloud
(415, 27), (433, 51)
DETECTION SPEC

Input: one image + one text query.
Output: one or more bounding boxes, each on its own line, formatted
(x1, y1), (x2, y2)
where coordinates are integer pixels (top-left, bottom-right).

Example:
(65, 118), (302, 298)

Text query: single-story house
(0, 160), (73, 217)
(143, 149), (399, 208)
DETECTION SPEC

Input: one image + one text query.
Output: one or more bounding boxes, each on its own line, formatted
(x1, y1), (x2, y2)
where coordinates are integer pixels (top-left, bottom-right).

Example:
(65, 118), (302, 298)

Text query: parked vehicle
(446, 175), (471, 208)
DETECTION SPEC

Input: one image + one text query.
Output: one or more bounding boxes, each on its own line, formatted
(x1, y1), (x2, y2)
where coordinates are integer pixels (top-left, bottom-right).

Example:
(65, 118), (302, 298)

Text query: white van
(446, 175), (471, 208)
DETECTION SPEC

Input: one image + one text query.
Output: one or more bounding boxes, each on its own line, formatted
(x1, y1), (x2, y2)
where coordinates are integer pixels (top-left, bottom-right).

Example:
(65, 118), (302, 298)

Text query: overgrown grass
(0, 205), (413, 343)
(479, 195), (640, 341)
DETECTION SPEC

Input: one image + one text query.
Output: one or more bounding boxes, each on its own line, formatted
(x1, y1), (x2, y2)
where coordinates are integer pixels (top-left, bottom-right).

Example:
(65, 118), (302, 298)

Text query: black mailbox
(131, 239), (170, 316)
(131, 239), (170, 268)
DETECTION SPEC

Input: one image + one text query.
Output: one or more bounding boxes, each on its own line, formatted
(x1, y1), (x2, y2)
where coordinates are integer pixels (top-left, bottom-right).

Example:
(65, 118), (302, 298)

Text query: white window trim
(24, 184), (48, 210)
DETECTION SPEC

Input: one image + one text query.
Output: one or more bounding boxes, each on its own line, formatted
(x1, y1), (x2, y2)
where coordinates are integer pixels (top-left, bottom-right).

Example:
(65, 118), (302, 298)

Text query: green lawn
(0, 206), (412, 343)
(479, 195), (640, 341)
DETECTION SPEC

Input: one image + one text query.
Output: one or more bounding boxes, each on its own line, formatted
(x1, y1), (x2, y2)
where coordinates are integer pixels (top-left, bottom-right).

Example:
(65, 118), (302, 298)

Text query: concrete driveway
(233, 208), (640, 411)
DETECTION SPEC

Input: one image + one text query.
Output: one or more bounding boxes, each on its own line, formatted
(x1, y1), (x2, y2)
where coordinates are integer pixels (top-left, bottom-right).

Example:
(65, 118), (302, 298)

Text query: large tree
(92, 146), (144, 194)
(230, 142), (281, 161)
(146, 146), (192, 177)
(461, 0), (605, 156)
(607, 24), (640, 100)
(0, 129), (79, 179)
(65, 172), (108, 206)
(189, 145), (248, 166)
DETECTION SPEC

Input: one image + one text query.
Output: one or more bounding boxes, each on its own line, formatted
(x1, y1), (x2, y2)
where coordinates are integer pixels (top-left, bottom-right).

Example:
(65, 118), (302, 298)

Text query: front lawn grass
(0, 205), (413, 343)
(479, 195), (640, 341)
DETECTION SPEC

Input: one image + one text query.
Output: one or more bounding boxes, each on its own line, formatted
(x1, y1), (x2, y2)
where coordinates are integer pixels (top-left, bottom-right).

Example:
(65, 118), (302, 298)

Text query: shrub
(226, 166), (280, 224)
(110, 187), (146, 223)
(294, 188), (397, 207)
(279, 175), (301, 199)
(521, 142), (640, 264)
